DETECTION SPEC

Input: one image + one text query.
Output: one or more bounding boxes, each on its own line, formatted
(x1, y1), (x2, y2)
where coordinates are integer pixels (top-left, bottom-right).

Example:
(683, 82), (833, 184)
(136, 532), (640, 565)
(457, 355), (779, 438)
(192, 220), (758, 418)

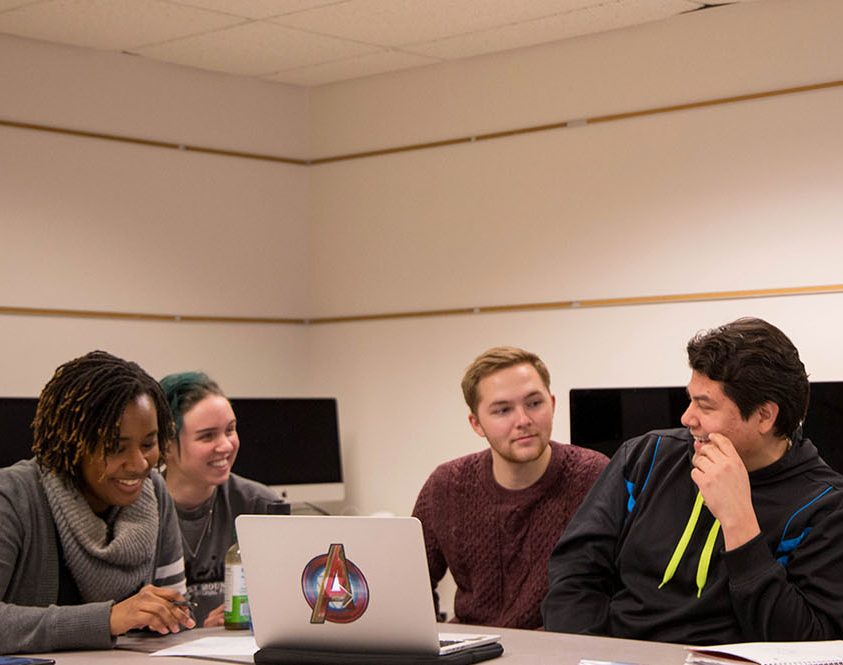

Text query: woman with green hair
(0, 351), (194, 654)
(160, 371), (284, 627)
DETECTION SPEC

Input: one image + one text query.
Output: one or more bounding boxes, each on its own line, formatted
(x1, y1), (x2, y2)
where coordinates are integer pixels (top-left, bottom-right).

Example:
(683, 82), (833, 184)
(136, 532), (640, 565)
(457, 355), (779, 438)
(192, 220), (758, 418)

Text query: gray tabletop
(24, 624), (689, 665)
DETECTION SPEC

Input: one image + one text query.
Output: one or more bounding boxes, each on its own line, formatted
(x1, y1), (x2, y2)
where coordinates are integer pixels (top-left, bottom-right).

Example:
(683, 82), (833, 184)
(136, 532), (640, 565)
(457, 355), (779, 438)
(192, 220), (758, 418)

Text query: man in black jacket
(542, 317), (843, 644)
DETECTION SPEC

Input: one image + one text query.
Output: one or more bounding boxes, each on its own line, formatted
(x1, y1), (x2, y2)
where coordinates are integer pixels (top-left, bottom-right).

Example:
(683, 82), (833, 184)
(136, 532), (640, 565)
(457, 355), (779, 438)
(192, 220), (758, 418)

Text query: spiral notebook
(685, 640), (843, 665)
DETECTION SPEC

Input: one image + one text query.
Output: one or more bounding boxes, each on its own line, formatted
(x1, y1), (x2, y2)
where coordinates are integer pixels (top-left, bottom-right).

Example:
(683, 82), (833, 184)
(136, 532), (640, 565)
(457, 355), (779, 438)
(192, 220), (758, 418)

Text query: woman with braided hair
(0, 350), (195, 654)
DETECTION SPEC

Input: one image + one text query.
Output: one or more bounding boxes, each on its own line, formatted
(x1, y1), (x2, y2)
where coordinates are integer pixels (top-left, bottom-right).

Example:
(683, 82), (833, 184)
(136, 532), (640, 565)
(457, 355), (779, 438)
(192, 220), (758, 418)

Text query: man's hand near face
(691, 432), (761, 550)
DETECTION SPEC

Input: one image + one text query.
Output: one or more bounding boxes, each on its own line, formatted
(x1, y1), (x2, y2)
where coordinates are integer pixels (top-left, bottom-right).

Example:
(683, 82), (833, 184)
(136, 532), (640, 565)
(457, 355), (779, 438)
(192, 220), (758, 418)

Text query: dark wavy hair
(32, 350), (174, 487)
(686, 317), (809, 439)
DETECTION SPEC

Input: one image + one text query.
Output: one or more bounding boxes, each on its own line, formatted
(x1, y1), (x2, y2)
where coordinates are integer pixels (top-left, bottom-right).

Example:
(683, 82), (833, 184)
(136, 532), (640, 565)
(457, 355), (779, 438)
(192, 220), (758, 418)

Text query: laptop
(235, 515), (501, 657)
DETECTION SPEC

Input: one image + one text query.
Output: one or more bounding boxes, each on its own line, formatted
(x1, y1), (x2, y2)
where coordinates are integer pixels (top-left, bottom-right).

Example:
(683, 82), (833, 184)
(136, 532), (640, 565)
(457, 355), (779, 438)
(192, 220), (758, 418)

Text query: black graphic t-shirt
(174, 473), (286, 626)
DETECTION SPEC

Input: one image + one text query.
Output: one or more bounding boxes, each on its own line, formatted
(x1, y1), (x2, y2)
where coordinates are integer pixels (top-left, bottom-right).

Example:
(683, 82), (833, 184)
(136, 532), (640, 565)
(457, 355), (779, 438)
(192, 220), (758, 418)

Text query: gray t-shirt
(176, 473), (285, 626)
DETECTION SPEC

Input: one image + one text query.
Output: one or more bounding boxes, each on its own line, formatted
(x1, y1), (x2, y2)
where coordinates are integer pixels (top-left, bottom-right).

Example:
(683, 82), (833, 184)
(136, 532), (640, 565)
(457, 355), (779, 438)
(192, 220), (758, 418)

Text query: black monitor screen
(0, 397), (344, 488)
(570, 382), (843, 474)
(0, 398), (37, 468)
(228, 397), (343, 487)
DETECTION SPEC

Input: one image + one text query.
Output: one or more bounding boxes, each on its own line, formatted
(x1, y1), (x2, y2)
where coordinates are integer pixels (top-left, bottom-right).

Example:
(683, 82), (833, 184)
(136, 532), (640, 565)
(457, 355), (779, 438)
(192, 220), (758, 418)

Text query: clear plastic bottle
(224, 535), (250, 630)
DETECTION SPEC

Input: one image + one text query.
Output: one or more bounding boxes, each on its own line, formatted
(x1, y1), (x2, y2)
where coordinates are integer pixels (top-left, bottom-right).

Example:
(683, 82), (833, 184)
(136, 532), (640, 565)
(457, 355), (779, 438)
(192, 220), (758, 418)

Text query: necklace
(181, 488), (217, 561)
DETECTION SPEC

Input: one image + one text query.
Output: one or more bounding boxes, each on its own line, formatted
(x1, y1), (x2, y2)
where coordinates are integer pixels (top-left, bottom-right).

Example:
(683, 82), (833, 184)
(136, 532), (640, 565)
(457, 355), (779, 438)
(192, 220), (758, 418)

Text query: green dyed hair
(159, 371), (225, 453)
(32, 350), (174, 487)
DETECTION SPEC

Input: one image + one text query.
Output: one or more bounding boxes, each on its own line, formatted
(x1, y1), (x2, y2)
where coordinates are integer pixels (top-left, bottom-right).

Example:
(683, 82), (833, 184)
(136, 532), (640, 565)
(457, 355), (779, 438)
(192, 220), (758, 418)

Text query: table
(22, 624), (689, 665)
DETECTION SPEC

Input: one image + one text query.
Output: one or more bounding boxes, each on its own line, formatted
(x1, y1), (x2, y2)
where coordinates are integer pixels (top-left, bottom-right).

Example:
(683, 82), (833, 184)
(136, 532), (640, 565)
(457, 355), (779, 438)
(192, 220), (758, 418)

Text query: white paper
(686, 640), (843, 665)
(150, 635), (258, 663)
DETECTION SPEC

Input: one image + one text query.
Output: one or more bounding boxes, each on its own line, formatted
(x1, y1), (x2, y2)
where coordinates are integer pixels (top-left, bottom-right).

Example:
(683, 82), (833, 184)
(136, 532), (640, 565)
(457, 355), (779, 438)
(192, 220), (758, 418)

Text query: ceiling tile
(0, 0), (775, 86)
(135, 19), (376, 75)
(270, 0), (600, 47)
(404, 0), (695, 60)
(163, 0), (350, 20)
(267, 48), (439, 86)
(0, 0), (243, 50)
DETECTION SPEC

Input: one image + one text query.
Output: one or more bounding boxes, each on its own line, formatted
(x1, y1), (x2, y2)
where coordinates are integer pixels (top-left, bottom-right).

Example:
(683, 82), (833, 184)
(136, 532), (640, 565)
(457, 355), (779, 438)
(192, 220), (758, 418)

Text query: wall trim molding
(3, 284), (842, 326)
(2, 79), (841, 166)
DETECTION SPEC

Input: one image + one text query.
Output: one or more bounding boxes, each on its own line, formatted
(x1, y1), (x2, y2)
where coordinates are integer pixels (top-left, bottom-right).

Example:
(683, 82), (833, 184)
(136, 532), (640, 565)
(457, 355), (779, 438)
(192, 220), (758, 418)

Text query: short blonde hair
(461, 346), (551, 414)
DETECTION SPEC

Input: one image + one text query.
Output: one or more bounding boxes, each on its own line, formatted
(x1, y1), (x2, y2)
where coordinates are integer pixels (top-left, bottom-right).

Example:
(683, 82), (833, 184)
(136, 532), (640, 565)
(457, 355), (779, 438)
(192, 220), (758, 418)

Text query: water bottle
(223, 534), (250, 630)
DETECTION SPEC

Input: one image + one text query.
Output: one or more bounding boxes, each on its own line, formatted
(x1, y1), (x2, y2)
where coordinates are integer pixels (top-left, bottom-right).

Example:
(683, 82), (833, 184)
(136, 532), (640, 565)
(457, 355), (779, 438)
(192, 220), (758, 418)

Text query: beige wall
(0, 33), (310, 155)
(306, 0), (843, 517)
(1, 34), (312, 396)
(307, 0), (843, 157)
(2, 0), (843, 533)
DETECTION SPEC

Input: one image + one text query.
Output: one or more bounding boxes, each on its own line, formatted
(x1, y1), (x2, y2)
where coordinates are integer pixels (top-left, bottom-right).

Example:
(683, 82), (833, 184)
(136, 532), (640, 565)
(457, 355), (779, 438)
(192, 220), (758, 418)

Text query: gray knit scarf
(40, 469), (159, 602)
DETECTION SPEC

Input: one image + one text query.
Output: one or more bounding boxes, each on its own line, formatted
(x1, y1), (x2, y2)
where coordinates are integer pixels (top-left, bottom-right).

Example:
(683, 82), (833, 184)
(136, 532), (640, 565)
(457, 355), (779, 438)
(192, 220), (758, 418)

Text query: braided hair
(159, 371), (224, 454)
(32, 350), (174, 487)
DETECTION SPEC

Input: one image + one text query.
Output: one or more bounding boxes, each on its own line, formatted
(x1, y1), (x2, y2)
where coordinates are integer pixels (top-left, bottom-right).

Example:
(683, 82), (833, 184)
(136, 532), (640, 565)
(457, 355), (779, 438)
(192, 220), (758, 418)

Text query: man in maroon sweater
(412, 346), (608, 629)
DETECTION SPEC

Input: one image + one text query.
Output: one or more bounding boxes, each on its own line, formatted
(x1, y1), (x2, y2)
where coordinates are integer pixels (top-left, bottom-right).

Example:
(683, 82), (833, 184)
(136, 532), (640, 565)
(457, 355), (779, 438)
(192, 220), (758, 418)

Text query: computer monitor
(228, 397), (344, 504)
(0, 396), (345, 504)
(569, 382), (843, 474)
(0, 397), (37, 469)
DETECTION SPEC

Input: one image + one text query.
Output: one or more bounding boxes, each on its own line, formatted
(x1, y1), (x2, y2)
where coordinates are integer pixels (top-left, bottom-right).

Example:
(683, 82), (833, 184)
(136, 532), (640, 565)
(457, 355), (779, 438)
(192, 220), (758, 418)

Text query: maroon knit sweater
(412, 442), (608, 629)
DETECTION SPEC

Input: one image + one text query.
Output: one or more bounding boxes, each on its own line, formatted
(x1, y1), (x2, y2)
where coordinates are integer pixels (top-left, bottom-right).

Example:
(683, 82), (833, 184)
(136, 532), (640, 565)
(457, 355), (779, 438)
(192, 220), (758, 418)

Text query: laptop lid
(236, 515), (443, 655)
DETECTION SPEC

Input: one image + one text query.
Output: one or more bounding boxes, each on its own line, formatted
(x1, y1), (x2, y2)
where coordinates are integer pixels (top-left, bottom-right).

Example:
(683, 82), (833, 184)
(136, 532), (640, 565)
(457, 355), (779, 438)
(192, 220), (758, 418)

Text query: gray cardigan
(0, 460), (185, 654)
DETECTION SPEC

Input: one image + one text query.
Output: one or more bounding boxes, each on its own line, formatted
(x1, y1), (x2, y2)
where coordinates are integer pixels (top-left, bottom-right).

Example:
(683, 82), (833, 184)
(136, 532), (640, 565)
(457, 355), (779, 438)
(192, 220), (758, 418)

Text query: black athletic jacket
(542, 428), (843, 644)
